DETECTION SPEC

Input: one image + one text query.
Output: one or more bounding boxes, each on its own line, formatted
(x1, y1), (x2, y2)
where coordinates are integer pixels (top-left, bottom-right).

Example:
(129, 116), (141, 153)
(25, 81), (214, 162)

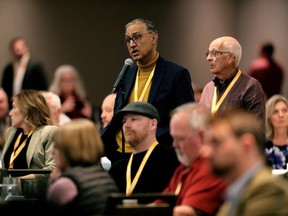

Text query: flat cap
(115, 102), (159, 121)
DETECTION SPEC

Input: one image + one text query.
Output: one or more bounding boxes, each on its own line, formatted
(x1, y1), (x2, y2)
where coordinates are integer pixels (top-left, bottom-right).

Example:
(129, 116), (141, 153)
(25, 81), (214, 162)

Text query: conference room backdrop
(0, 0), (287, 107)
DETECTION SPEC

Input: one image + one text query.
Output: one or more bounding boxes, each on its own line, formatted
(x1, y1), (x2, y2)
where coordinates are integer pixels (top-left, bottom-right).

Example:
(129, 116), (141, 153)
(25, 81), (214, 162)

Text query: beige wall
(1, 0), (287, 107)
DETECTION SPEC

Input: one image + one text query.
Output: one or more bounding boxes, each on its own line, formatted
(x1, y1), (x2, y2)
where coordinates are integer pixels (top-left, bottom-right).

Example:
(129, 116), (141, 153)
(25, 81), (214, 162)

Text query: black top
(109, 144), (179, 196)
(1, 59), (48, 109)
(4, 128), (31, 174)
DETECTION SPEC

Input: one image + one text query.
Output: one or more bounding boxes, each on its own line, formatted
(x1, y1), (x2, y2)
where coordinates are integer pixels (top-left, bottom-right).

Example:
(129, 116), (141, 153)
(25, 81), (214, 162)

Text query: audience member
(99, 93), (117, 171)
(204, 109), (288, 216)
(154, 103), (227, 216)
(109, 102), (179, 196)
(200, 36), (266, 124)
(265, 94), (288, 169)
(0, 88), (11, 152)
(49, 64), (93, 120)
(1, 90), (57, 179)
(47, 118), (118, 215)
(247, 42), (284, 99)
(41, 91), (71, 126)
(101, 93), (116, 128)
(101, 18), (195, 164)
(1, 37), (48, 109)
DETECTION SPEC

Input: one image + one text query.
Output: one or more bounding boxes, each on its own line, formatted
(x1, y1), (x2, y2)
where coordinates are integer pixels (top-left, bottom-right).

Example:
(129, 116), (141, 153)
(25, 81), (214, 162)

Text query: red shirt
(159, 156), (227, 215)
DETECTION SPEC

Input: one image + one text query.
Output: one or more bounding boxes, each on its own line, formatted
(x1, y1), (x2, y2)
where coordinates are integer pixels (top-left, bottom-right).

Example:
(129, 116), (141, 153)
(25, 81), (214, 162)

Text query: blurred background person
(247, 42), (284, 99)
(265, 94), (288, 169)
(0, 88), (11, 154)
(41, 91), (71, 126)
(1, 37), (48, 109)
(99, 93), (116, 171)
(204, 110), (288, 216)
(100, 93), (116, 128)
(1, 90), (57, 179)
(47, 118), (118, 215)
(49, 64), (93, 120)
(154, 103), (226, 216)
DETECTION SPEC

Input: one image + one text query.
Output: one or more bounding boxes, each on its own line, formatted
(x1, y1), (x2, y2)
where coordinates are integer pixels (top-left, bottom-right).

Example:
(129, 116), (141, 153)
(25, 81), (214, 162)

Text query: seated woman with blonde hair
(1, 90), (57, 179)
(265, 94), (288, 169)
(47, 118), (118, 215)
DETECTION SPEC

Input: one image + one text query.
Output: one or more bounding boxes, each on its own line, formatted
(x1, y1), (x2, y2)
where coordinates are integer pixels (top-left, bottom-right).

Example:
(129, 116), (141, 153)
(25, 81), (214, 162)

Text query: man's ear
(151, 118), (158, 130)
(228, 53), (235, 65)
(151, 33), (158, 45)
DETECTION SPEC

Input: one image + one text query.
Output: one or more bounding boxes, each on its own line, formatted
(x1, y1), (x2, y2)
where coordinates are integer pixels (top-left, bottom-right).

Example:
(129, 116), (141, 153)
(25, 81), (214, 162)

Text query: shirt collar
(225, 162), (264, 215)
(213, 68), (239, 88)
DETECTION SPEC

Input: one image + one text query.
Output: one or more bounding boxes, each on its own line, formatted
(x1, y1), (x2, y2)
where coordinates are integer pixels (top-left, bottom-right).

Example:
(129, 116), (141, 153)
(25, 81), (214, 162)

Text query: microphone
(112, 58), (134, 93)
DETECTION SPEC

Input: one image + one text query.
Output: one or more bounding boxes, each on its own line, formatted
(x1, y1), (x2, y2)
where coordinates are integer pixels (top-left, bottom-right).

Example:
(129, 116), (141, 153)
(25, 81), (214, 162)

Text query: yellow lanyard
(9, 130), (33, 168)
(175, 181), (182, 195)
(133, 66), (155, 102)
(211, 70), (241, 116)
(126, 140), (158, 195)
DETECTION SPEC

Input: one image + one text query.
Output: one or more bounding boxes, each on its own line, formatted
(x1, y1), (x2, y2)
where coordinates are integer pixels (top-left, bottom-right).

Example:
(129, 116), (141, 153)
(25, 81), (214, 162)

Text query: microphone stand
(119, 84), (126, 157)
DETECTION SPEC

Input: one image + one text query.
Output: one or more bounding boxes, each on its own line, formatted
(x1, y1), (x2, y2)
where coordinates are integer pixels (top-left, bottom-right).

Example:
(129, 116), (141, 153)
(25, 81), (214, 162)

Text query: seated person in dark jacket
(109, 102), (179, 197)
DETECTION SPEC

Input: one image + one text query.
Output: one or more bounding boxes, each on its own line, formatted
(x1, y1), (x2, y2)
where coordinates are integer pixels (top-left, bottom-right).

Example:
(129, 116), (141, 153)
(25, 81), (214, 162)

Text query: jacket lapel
(148, 57), (165, 103)
(26, 127), (41, 167)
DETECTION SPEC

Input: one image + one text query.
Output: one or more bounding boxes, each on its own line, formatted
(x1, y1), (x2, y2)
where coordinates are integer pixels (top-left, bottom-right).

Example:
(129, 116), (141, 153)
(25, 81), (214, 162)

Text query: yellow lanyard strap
(126, 140), (158, 195)
(211, 70), (241, 116)
(9, 130), (33, 168)
(134, 66), (155, 102)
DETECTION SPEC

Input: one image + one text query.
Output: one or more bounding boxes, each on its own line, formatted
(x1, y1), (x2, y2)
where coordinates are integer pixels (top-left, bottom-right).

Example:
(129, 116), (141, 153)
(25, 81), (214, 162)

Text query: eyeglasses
(123, 32), (153, 45)
(206, 50), (231, 58)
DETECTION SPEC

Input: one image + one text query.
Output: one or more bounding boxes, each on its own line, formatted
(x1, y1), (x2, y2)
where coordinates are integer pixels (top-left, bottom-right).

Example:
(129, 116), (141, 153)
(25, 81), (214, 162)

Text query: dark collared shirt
(213, 69), (239, 100)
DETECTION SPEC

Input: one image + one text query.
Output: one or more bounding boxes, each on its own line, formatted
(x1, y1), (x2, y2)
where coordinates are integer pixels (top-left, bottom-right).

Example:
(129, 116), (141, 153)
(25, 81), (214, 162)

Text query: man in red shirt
(155, 103), (227, 216)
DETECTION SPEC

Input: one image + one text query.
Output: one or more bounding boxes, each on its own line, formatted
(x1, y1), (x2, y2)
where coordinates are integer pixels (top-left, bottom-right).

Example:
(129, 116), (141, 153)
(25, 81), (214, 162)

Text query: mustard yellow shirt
(116, 53), (159, 153)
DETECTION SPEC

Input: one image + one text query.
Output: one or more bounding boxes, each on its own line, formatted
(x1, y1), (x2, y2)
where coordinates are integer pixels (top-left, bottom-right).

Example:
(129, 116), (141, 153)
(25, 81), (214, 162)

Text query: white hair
(41, 91), (62, 109)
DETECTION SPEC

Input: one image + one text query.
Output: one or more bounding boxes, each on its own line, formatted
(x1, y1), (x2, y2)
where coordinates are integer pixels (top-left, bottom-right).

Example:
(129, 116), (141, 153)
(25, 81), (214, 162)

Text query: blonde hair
(265, 94), (288, 140)
(12, 90), (52, 128)
(54, 118), (104, 166)
(41, 91), (62, 109)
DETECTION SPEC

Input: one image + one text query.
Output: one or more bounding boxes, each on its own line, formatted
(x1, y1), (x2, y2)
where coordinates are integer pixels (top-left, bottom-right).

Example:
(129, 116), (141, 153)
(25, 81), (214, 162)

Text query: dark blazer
(1, 59), (48, 108)
(101, 56), (194, 163)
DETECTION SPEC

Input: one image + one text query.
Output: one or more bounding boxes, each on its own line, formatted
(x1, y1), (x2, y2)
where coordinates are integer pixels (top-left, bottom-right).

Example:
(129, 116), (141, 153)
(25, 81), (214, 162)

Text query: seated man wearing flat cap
(109, 102), (179, 197)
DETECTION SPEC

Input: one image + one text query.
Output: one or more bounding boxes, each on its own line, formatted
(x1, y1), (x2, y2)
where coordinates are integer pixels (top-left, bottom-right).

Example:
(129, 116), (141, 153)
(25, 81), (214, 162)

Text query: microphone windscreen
(125, 58), (133, 66)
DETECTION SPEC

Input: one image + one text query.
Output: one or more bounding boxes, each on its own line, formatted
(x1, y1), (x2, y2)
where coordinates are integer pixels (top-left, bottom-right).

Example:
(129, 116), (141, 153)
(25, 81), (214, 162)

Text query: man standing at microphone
(101, 18), (195, 164)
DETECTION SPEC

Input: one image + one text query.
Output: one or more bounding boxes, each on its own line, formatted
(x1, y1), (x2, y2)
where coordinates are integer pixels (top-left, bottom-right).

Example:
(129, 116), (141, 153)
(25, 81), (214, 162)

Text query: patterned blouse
(265, 139), (288, 169)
